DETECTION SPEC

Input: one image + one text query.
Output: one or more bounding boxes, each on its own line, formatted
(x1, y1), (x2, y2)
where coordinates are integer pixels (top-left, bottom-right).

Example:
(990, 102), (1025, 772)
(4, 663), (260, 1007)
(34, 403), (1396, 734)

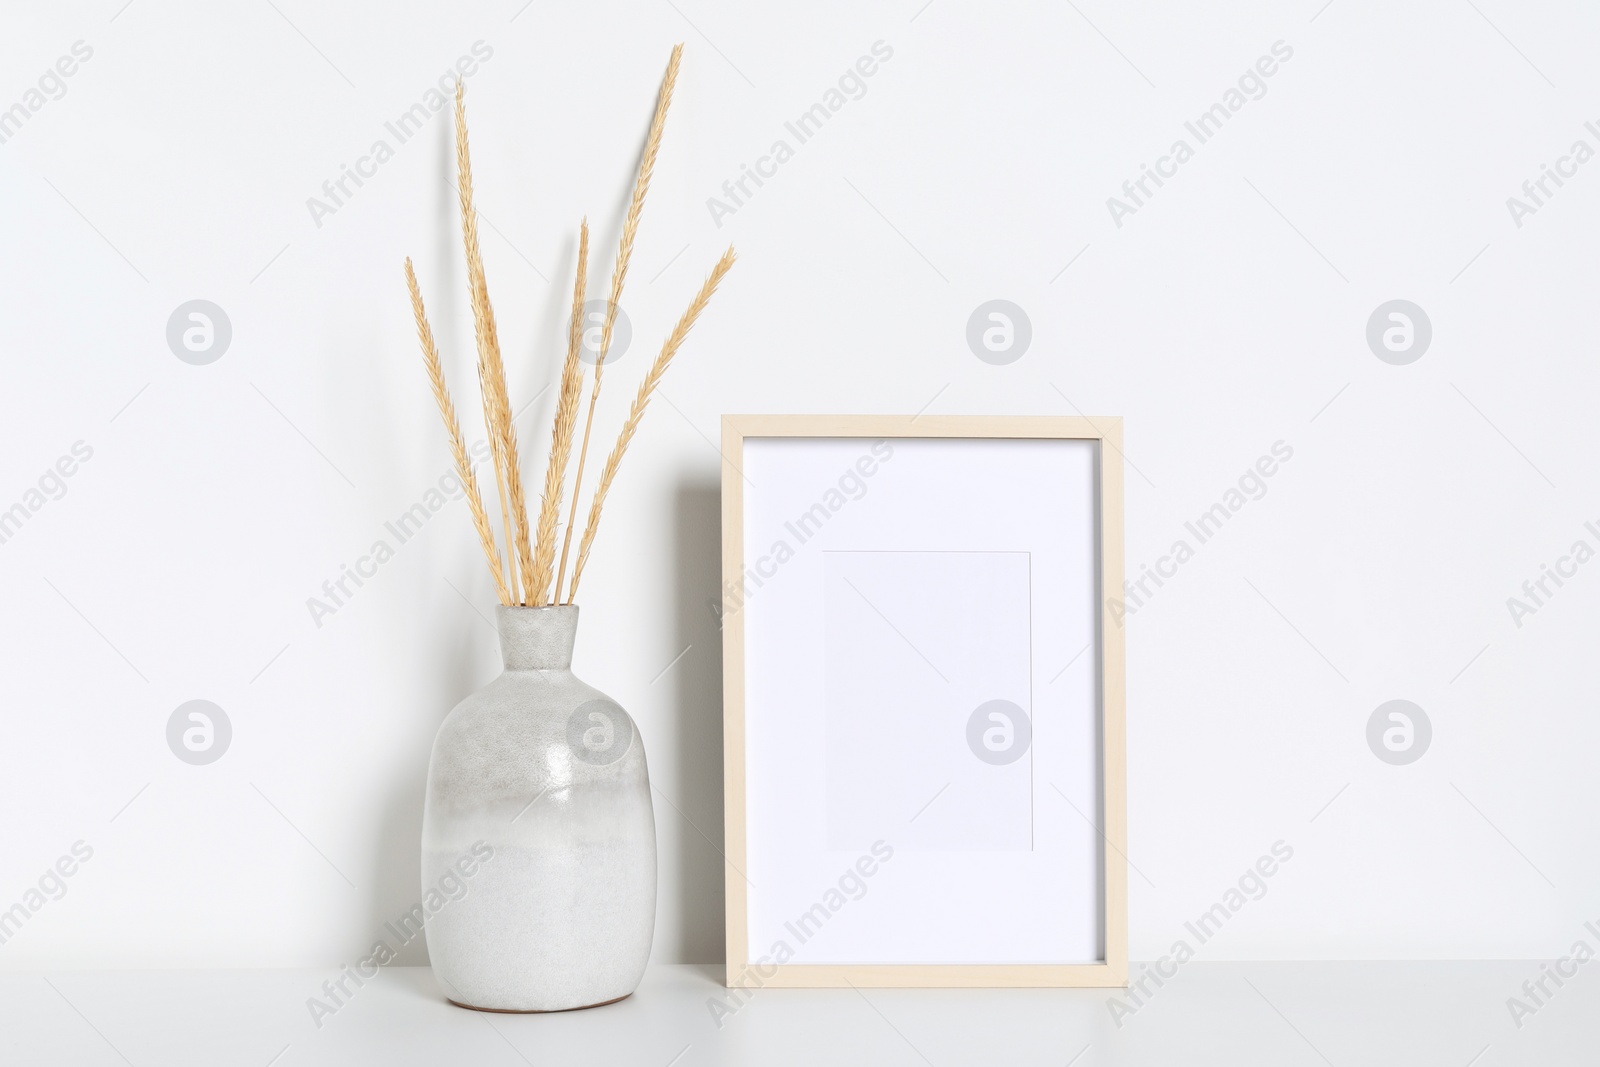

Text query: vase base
(446, 992), (633, 1014)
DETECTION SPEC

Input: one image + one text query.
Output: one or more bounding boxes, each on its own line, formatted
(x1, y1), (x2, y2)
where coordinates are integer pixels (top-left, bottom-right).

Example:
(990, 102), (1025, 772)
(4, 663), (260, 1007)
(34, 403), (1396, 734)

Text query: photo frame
(720, 414), (1127, 987)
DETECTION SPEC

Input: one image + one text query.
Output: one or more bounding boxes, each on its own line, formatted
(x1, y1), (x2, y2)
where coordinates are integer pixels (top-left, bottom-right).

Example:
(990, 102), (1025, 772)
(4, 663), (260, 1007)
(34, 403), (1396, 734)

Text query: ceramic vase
(421, 604), (656, 1011)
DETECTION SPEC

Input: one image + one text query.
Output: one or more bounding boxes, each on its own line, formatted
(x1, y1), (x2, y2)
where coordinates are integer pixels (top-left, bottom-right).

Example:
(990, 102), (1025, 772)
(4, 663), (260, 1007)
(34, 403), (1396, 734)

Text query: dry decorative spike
(404, 45), (735, 606)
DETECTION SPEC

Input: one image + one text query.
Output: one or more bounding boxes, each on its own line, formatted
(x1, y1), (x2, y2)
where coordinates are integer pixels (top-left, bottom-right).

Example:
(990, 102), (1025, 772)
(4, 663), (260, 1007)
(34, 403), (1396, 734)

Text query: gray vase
(421, 604), (656, 1011)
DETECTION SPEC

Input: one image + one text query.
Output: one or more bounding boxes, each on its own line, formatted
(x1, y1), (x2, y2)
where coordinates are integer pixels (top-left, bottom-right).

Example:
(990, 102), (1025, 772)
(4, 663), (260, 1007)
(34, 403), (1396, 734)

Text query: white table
(1, 962), (1588, 1065)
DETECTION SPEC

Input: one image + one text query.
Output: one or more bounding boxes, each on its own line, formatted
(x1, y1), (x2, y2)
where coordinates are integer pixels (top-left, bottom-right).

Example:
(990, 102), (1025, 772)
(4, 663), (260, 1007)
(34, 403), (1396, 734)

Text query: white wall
(2, 0), (1596, 968)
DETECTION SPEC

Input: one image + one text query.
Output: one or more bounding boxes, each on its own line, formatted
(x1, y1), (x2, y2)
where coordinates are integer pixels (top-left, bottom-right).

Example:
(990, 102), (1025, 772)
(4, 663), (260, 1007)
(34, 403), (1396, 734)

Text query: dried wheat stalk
(405, 258), (511, 606)
(555, 43), (682, 603)
(529, 220), (590, 606)
(454, 81), (532, 604)
(595, 42), (680, 378)
(565, 246), (736, 603)
(408, 47), (724, 610)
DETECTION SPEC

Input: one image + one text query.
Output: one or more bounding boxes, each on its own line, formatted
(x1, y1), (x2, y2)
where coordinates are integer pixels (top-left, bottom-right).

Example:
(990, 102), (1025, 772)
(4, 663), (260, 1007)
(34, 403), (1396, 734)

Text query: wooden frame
(720, 414), (1126, 988)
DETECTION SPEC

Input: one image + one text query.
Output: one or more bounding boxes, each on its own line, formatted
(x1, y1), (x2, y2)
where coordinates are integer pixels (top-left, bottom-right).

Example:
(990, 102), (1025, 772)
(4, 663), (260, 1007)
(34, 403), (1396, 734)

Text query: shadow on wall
(364, 114), (492, 968)
(371, 581), (489, 967)
(669, 480), (727, 963)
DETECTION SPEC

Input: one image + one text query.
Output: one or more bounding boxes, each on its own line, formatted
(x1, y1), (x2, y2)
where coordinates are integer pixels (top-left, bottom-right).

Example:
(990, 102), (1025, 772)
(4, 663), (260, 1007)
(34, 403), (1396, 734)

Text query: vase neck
(496, 605), (578, 670)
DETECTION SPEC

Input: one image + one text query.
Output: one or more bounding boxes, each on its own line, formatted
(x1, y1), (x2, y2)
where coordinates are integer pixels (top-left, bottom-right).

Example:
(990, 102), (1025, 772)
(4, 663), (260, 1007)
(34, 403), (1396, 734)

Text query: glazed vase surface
(421, 605), (656, 1011)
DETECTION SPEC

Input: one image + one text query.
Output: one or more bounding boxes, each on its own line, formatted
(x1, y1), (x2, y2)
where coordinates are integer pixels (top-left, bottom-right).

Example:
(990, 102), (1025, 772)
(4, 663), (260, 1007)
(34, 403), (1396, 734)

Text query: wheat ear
(530, 221), (590, 605)
(555, 43), (683, 602)
(405, 259), (511, 606)
(454, 81), (532, 604)
(566, 246), (735, 603)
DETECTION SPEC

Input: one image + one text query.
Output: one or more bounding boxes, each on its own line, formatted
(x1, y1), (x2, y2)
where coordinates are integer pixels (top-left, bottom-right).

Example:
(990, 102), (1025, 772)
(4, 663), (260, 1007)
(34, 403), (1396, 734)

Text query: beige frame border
(720, 414), (1127, 988)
